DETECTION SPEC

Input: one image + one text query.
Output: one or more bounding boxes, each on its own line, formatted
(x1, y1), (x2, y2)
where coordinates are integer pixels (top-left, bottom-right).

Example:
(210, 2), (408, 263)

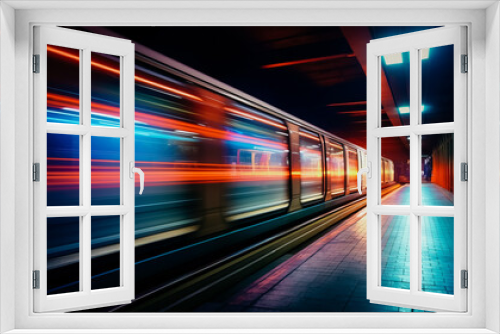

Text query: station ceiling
(79, 26), (452, 163)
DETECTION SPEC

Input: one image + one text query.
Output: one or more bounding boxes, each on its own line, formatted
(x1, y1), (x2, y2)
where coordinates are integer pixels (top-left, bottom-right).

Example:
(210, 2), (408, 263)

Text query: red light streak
(48, 93), (119, 118)
(47, 158), (291, 188)
(46, 45), (203, 102)
(336, 110), (366, 115)
(327, 101), (366, 107)
(47, 158), (326, 188)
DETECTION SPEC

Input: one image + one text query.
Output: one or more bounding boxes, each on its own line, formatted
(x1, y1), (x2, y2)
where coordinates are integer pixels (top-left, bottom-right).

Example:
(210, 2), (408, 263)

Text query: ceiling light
(398, 105), (425, 114)
(421, 48), (430, 59)
(398, 107), (410, 114)
(383, 53), (403, 65)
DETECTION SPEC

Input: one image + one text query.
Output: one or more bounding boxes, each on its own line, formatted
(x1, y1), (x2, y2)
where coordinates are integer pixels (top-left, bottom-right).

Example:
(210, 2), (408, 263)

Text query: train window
(360, 151), (368, 191)
(224, 104), (289, 221)
(347, 148), (359, 193)
(328, 141), (345, 198)
(299, 129), (324, 202)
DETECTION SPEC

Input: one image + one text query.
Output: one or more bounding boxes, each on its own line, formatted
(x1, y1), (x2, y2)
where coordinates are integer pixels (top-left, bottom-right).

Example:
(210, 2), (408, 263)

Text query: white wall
(485, 2), (500, 333)
(0, 2), (16, 333)
(2, 4), (496, 332)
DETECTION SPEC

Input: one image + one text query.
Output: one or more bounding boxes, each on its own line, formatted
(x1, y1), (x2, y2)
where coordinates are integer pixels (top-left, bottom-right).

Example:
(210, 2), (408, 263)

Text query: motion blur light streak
(225, 107), (288, 130)
(43, 27), (457, 311)
(47, 38), (293, 294)
(299, 130), (321, 141)
(48, 93), (120, 119)
(47, 45), (203, 103)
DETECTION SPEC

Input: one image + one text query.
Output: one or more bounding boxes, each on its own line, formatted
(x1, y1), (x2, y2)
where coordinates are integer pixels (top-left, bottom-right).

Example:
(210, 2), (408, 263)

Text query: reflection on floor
(195, 183), (454, 312)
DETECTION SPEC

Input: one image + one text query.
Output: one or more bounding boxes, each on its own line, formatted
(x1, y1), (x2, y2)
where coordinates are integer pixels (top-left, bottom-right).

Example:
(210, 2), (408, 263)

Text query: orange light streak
(225, 107), (287, 131)
(47, 92), (287, 150)
(47, 45), (203, 102)
(49, 163), (329, 189)
(299, 131), (320, 141)
(47, 161), (291, 188)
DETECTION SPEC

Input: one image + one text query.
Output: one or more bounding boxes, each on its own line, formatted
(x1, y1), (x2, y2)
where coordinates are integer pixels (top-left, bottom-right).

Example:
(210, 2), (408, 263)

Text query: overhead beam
(327, 101), (366, 107)
(336, 110), (367, 115)
(262, 53), (355, 69)
(341, 27), (402, 127)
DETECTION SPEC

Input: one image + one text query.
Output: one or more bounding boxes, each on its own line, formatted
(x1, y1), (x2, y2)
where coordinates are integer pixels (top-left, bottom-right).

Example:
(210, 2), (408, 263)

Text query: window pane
(47, 45), (80, 124)
(47, 133), (80, 206)
(328, 141), (345, 198)
(421, 216), (454, 295)
(421, 45), (454, 124)
(92, 216), (120, 290)
(421, 134), (454, 206)
(381, 51), (410, 127)
(91, 52), (121, 127)
(47, 217), (80, 295)
(224, 104), (289, 221)
(300, 129), (323, 202)
(381, 215), (410, 290)
(381, 137), (409, 205)
(347, 149), (358, 194)
(91, 137), (120, 206)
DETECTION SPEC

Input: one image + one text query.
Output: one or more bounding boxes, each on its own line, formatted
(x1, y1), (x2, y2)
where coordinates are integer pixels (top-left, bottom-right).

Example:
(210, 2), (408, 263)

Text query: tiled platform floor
(195, 183), (454, 312)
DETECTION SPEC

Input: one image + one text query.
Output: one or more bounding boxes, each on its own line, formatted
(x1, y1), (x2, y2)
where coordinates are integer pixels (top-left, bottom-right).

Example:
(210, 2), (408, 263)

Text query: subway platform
(195, 183), (454, 312)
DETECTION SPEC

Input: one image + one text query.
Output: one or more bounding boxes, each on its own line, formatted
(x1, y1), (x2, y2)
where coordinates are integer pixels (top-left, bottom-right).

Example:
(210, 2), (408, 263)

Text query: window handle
(130, 162), (145, 195)
(357, 162), (371, 195)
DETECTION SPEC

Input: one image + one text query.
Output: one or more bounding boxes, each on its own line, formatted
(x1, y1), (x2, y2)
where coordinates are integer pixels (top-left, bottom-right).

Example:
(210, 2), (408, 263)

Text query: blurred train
(45, 30), (395, 297)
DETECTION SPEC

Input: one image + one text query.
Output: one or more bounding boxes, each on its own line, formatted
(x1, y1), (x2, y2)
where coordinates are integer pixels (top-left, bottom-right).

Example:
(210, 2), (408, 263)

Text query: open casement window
(366, 26), (467, 312)
(33, 26), (138, 312)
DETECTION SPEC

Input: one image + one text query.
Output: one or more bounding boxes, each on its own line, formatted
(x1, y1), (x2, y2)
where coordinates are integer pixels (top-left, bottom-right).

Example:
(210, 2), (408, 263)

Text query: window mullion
(82, 47), (92, 294)
(409, 47), (419, 295)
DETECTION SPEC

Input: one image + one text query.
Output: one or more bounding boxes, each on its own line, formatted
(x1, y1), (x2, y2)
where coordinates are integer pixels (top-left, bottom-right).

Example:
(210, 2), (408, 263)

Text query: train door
(359, 150), (368, 192)
(363, 26), (467, 312)
(33, 26), (138, 312)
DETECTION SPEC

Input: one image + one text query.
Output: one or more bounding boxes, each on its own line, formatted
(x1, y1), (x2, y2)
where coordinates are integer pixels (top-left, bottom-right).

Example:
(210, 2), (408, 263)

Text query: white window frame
(0, 2), (498, 333)
(366, 26), (467, 312)
(33, 26), (136, 313)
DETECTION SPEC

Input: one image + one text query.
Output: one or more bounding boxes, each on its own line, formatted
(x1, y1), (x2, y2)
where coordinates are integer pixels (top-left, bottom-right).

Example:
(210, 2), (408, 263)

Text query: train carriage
(46, 36), (395, 296)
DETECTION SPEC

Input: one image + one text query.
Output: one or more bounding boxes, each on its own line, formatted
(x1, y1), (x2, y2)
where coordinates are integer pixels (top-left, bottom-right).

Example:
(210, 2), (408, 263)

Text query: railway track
(112, 184), (401, 312)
